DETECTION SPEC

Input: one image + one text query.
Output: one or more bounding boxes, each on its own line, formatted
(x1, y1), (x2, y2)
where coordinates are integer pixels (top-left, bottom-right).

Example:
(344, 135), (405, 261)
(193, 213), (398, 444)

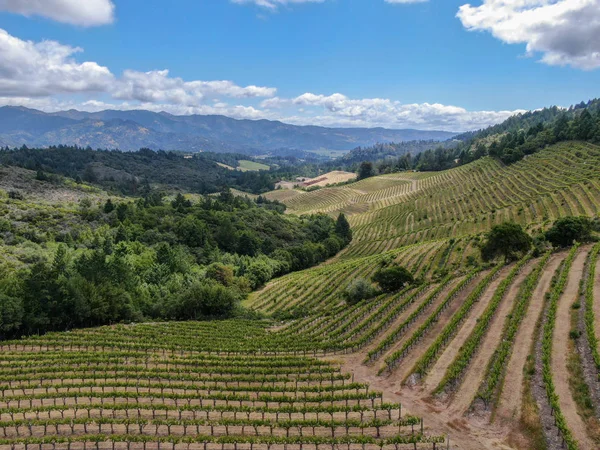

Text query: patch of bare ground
(421, 265), (517, 394)
(594, 254), (600, 354)
(495, 253), (565, 425)
(327, 351), (514, 450)
(369, 277), (464, 366)
(445, 263), (535, 418)
(551, 248), (595, 450)
(0, 165), (107, 204)
(393, 272), (491, 383)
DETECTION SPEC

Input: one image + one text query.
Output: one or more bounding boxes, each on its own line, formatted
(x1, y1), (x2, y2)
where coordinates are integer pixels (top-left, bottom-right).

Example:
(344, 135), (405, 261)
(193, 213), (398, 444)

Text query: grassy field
(246, 141), (600, 449)
(238, 160), (270, 171)
(2, 141), (599, 449)
(305, 149), (350, 159)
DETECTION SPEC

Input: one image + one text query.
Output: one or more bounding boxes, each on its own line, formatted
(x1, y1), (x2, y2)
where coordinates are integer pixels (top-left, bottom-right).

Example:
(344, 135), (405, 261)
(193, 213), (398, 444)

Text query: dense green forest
(330, 98), (600, 178)
(395, 98), (600, 172)
(0, 184), (352, 338)
(0, 147), (277, 195)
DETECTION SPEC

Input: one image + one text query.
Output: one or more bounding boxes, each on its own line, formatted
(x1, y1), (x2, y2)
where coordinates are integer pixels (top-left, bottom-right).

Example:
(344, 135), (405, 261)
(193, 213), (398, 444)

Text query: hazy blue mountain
(0, 106), (457, 154)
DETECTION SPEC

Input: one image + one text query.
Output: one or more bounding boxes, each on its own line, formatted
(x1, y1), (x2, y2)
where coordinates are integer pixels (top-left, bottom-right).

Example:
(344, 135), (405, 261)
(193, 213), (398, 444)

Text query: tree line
(0, 189), (352, 339)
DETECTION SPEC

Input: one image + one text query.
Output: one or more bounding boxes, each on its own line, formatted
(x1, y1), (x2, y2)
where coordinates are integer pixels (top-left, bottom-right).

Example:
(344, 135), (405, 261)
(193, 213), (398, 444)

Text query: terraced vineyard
(0, 322), (446, 450)
(3, 142), (600, 450)
(281, 142), (600, 258)
(246, 142), (600, 449)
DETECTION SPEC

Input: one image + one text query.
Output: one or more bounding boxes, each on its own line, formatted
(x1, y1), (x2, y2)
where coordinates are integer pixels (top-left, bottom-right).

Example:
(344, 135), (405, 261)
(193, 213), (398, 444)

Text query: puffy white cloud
(385, 0), (428, 4)
(0, 28), (114, 97)
(261, 92), (522, 131)
(458, 0), (600, 70)
(0, 0), (115, 26)
(0, 28), (522, 132)
(231, 0), (324, 9)
(112, 70), (276, 105)
(0, 28), (276, 107)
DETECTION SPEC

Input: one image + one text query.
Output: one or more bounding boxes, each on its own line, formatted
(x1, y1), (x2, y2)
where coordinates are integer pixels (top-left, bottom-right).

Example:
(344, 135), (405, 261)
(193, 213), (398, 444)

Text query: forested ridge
(0, 146), (277, 195)
(0, 181), (352, 338)
(349, 98), (600, 175)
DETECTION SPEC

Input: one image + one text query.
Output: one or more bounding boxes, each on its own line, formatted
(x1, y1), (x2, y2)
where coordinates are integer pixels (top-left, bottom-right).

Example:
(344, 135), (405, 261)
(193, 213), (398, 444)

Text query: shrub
(175, 281), (238, 319)
(481, 222), (532, 262)
(344, 278), (377, 305)
(546, 216), (593, 247)
(205, 263), (235, 287)
(372, 264), (414, 293)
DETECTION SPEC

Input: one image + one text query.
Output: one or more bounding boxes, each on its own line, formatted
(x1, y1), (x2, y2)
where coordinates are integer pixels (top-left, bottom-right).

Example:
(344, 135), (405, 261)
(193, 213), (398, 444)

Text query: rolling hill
(248, 140), (600, 449)
(0, 140), (598, 449)
(0, 106), (456, 154)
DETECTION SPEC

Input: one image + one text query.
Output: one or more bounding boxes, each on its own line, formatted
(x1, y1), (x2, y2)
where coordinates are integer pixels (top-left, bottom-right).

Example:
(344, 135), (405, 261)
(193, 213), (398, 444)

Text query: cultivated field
(238, 160), (270, 172)
(0, 321), (446, 450)
(247, 142), (600, 449)
(2, 142), (600, 450)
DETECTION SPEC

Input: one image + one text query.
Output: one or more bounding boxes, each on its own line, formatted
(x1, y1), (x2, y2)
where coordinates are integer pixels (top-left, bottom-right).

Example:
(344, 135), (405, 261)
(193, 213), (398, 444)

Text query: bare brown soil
(327, 352), (514, 450)
(496, 253), (565, 423)
(594, 254), (600, 353)
(551, 248), (595, 449)
(447, 262), (537, 417)
(421, 266), (516, 393)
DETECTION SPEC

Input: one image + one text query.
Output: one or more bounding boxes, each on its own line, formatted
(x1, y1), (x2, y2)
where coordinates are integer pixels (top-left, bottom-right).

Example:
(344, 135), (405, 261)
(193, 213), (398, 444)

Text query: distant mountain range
(0, 106), (457, 155)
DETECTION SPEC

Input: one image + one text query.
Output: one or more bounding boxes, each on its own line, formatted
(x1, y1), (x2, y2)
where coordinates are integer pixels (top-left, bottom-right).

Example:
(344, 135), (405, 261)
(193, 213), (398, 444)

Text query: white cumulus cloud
(0, 28), (524, 132)
(112, 70), (276, 105)
(0, 0), (115, 26)
(261, 92), (522, 131)
(385, 0), (429, 4)
(458, 0), (600, 70)
(0, 28), (114, 97)
(231, 0), (325, 9)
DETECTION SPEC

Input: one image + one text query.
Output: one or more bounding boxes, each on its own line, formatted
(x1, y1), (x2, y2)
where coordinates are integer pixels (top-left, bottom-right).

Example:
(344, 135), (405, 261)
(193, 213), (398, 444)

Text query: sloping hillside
(248, 141), (600, 449)
(0, 106), (456, 154)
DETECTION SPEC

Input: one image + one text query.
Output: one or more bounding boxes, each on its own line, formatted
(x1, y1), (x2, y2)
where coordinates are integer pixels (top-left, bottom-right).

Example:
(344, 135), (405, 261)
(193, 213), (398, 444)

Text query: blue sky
(0, 0), (598, 131)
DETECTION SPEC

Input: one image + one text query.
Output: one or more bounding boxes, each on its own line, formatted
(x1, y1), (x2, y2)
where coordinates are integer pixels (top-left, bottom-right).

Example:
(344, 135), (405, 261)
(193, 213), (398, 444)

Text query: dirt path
(447, 262), (536, 416)
(496, 253), (565, 423)
(373, 277), (464, 365)
(551, 248), (595, 450)
(363, 285), (438, 355)
(594, 252), (600, 354)
(328, 351), (514, 450)
(421, 266), (515, 393)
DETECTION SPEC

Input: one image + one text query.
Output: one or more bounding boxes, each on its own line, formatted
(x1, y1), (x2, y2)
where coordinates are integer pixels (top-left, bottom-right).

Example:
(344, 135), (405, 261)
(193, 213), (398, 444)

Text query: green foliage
(371, 265), (414, 293)
(481, 222), (532, 262)
(0, 293), (23, 337)
(357, 161), (375, 181)
(172, 281), (239, 319)
(205, 263), (235, 287)
(476, 253), (551, 407)
(335, 213), (352, 244)
(0, 146), (277, 195)
(344, 278), (377, 305)
(0, 187), (351, 338)
(540, 245), (580, 450)
(584, 245), (600, 373)
(545, 216), (594, 247)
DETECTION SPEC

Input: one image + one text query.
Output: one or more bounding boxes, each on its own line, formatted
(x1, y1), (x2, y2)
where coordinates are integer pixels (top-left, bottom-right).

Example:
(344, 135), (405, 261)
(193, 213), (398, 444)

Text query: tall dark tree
(545, 216), (593, 247)
(335, 213), (352, 243)
(357, 161), (375, 180)
(574, 110), (595, 140)
(481, 222), (532, 262)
